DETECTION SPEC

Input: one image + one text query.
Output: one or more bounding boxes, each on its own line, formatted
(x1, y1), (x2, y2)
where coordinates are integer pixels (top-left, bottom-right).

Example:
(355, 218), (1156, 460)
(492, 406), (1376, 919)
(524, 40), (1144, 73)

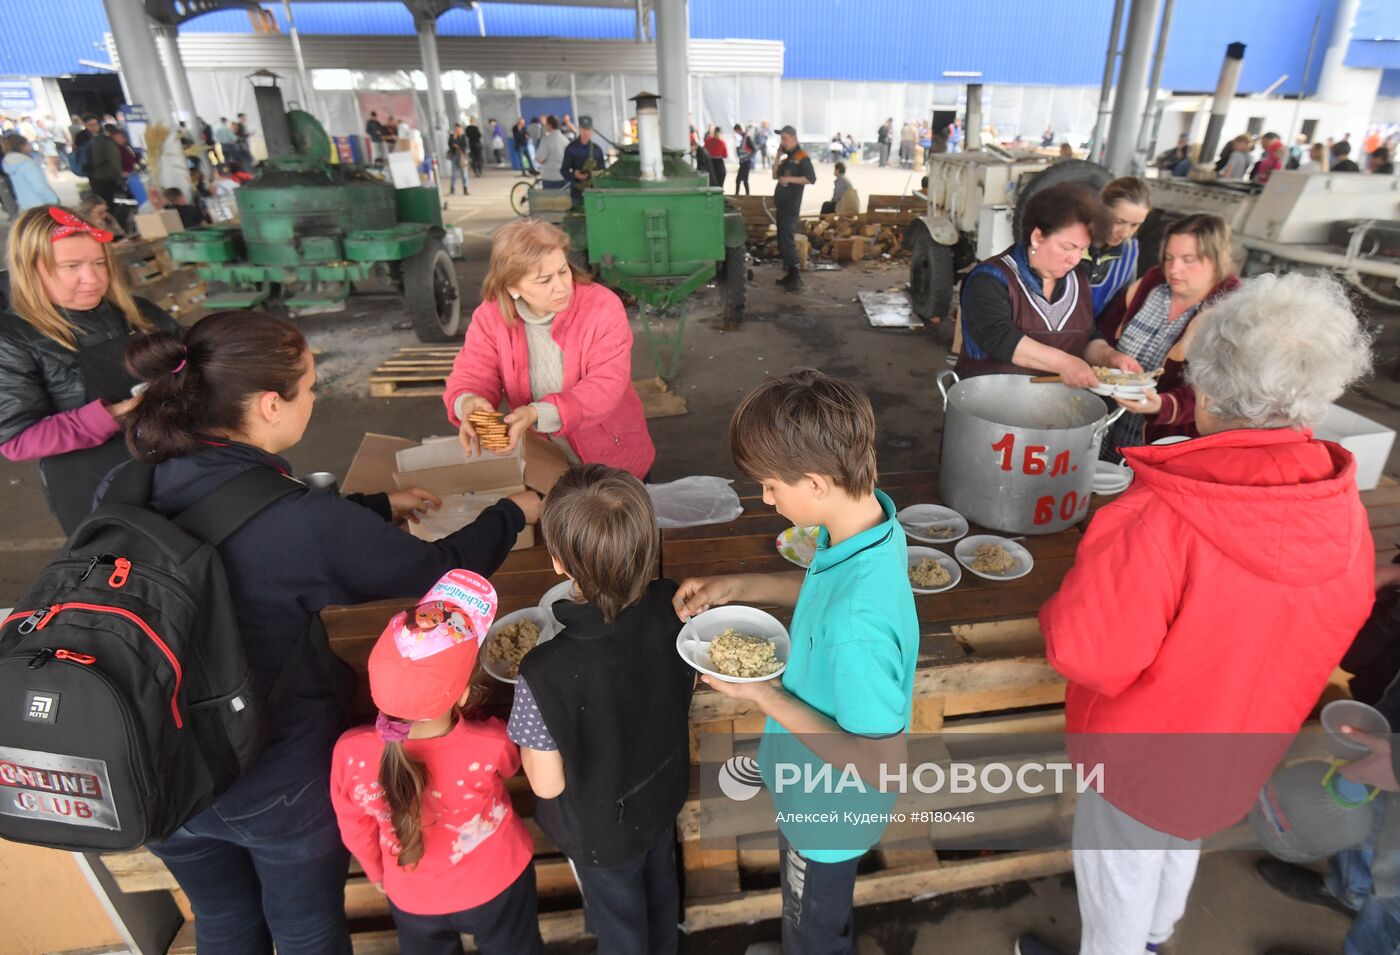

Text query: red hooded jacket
(1042, 428), (1375, 837)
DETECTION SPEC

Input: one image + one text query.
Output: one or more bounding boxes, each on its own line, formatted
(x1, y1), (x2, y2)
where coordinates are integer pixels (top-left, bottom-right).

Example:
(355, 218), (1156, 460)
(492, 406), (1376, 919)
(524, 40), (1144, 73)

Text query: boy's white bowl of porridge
(677, 606), (791, 683)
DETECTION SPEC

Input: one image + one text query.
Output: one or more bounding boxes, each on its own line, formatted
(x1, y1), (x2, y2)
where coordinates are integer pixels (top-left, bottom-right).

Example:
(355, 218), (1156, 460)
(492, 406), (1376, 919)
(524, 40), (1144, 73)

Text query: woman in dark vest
(0, 205), (179, 534)
(955, 182), (1140, 388)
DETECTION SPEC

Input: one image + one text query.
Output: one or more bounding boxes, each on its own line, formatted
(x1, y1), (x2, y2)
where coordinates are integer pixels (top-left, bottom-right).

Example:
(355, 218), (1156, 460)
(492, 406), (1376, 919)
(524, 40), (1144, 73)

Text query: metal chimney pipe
(1199, 42), (1246, 173)
(632, 92), (663, 181)
(964, 83), (983, 151)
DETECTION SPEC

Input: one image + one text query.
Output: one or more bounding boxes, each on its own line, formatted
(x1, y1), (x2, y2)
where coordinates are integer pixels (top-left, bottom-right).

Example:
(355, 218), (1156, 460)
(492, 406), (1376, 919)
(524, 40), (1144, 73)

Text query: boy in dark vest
(510, 465), (694, 955)
(674, 369), (920, 954)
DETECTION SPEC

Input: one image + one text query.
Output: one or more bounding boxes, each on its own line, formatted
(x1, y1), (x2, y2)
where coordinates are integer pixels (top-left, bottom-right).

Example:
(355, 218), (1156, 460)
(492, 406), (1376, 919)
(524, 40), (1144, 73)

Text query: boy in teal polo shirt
(674, 369), (920, 955)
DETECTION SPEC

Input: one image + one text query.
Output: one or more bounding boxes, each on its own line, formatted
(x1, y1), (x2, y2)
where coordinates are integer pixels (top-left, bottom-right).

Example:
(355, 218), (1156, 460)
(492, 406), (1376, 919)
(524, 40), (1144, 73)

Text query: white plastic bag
(646, 476), (744, 529)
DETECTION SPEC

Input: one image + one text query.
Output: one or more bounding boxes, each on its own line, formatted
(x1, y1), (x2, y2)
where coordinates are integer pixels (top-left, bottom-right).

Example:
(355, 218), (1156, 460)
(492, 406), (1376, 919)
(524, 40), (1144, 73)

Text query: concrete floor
(1, 160), (1387, 952)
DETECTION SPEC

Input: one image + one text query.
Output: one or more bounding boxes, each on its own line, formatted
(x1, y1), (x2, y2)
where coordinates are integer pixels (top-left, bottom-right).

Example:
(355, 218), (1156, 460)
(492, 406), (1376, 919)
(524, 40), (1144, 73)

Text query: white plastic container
(1314, 404), (1396, 491)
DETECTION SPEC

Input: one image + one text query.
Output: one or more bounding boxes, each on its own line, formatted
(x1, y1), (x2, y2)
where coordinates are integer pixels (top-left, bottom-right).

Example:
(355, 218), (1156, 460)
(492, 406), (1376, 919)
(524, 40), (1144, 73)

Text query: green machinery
(562, 93), (747, 381)
(167, 75), (463, 342)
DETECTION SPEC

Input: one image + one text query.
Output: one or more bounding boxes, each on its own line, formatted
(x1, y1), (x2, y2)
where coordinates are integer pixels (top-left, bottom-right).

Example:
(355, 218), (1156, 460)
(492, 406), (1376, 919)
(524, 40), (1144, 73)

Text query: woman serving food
(445, 219), (655, 480)
(955, 182), (1140, 387)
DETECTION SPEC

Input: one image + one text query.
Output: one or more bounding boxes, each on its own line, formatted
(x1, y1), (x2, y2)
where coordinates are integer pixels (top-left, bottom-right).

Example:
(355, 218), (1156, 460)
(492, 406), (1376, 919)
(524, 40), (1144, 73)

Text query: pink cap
(368, 570), (498, 721)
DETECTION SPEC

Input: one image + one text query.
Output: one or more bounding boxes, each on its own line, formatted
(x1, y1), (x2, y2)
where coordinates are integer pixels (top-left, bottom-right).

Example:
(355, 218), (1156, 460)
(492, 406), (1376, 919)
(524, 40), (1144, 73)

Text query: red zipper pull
(34, 604), (62, 631)
(109, 558), (131, 589)
(55, 649), (96, 665)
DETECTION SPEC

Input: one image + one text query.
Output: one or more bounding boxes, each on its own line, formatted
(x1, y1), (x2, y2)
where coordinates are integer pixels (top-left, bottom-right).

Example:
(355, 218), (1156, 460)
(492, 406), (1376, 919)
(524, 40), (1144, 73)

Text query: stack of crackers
(469, 409), (510, 453)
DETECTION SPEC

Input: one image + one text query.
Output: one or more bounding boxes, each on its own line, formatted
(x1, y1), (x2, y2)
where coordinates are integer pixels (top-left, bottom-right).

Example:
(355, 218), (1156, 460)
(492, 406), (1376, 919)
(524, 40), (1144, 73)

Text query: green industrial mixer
(562, 93), (747, 381)
(167, 73), (462, 342)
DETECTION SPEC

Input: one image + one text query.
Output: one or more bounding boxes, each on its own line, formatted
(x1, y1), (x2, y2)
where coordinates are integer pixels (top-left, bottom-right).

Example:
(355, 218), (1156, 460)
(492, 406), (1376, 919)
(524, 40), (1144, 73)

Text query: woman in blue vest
(1084, 177), (1150, 318)
(955, 182), (1141, 388)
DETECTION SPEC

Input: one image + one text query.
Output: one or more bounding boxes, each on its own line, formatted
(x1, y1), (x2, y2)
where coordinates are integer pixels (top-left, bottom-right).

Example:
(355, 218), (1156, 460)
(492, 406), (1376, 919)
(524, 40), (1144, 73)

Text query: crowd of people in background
(6, 100), (1396, 246)
(1154, 125), (1399, 180)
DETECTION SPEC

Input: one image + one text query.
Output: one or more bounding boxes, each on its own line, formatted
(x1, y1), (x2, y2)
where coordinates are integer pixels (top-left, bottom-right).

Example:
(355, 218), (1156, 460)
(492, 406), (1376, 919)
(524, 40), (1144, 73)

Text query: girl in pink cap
(330, 571), (541, 954)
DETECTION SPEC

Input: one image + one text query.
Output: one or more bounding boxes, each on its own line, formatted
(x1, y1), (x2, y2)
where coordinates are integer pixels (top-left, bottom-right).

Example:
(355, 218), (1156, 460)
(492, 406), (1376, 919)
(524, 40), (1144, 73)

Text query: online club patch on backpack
(0, 747), (121, 830)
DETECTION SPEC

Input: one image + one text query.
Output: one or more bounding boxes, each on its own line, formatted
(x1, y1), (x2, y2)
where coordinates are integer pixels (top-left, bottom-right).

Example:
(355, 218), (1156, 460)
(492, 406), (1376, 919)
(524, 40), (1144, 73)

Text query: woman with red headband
(0, 205), (179, 533)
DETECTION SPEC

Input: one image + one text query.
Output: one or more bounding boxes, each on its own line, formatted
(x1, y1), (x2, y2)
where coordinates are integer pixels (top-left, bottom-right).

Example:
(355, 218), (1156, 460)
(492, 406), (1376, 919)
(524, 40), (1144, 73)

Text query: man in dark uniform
(772, 125), (816, 291)
(560, 116), (607, 207)
(364, 111), (385, 163)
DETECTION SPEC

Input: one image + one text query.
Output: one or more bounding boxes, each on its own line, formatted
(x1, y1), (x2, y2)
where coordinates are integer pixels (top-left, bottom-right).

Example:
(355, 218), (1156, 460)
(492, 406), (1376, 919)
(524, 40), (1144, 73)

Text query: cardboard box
(132, 210), (185, 240)
(343, 431), (570, 549)
(1315, 403), (1396, 491)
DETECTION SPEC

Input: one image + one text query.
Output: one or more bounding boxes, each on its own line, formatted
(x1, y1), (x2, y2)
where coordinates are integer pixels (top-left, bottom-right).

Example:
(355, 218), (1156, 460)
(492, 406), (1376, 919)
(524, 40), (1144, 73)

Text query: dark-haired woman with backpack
(114, 309), (542, 955)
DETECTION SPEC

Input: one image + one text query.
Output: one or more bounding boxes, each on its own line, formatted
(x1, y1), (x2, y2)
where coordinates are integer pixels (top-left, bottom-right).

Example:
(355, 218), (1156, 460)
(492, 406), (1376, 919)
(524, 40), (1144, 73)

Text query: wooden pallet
(865, 193), (925, 228)
(368, 347), (689, 417)
(112, 236), (209, 325)
(729, 195), (777, 244)
(368, 346), (460, 398)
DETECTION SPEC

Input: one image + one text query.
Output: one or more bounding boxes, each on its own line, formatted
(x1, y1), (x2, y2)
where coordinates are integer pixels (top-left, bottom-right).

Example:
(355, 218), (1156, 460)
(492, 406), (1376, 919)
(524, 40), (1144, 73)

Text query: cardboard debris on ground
(858, 290), (921, 328)
(633, 377), (689, 418)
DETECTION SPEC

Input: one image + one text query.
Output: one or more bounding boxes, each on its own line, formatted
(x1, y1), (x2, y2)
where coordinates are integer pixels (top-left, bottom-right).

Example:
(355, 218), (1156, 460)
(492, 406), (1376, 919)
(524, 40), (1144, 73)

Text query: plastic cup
(1320, 699), (1392, 760)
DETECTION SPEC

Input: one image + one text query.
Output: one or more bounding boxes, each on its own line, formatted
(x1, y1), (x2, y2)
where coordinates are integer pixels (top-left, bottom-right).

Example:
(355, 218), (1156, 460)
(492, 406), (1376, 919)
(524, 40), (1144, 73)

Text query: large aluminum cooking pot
(937, 371), (1125, 535)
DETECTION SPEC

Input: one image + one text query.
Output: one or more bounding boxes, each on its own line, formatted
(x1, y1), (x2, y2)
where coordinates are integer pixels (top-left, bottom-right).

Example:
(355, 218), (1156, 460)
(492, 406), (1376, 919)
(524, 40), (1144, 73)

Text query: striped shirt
(1085, 239), (1139, 318)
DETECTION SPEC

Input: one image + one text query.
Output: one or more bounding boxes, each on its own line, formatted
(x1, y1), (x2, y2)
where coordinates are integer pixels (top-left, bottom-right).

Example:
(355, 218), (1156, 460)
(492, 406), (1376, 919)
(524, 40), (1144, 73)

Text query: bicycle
(510, 171), (540, 217)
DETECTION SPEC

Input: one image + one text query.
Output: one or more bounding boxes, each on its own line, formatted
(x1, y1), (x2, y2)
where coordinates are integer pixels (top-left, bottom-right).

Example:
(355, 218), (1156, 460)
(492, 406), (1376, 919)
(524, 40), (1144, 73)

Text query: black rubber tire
(404, 238), (464, 342)
(908, 228), (955, 321)
(510, 180), (532, 217)
(1011, 159), (1113, 244)
(720, 243), (747, 328)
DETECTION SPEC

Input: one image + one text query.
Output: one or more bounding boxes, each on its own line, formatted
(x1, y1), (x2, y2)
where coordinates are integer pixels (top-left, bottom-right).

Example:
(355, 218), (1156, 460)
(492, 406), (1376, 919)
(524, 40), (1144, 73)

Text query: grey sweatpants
(1072, 788), (1201, 955)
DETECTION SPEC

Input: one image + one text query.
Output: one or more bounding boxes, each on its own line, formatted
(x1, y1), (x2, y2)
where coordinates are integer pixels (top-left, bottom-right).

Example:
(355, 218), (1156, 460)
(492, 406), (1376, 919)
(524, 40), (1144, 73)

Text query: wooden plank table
(103, 470), (1400, 950)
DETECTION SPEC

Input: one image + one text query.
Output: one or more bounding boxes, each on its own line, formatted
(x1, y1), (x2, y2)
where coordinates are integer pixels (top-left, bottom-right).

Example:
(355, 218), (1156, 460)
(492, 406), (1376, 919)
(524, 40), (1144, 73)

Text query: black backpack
(0, 462), (331, 851)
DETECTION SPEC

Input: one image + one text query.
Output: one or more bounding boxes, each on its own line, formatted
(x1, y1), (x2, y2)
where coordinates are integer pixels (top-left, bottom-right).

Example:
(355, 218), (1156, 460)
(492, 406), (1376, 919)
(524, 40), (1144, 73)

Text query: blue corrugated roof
(1348, 40), (1400, 70)
(0, 0), (1379, 98)
(0, 0), (112, 77)
(1347, 0), (1400, 70)
(689, 0), (1342, 94)
(1381, 69), (1400, 97)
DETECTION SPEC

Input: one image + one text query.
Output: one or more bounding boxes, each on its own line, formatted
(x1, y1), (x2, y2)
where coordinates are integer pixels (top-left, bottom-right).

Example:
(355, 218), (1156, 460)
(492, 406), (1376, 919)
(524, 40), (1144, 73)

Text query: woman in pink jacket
(444, 219), (655, 479)
(1016, 272), (1376, 955)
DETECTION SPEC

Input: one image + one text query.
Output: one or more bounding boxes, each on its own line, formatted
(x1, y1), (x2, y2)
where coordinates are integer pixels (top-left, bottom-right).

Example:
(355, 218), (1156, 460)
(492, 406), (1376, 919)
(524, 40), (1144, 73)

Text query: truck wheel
(404, 238), (463, 342)
(1012, 159), (1112, 244)
(909, 229), (955, 321)
(720, 243), (747, 330)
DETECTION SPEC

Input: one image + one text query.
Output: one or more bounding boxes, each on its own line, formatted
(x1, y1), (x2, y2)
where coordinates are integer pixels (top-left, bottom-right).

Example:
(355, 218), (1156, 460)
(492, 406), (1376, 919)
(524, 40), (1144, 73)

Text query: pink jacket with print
(443, 281), (655, 478)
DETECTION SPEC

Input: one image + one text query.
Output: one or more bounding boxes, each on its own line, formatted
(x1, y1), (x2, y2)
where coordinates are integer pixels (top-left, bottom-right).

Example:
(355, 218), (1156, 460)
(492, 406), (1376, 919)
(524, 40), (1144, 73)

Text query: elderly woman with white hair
(1017, 272), (1377, 955)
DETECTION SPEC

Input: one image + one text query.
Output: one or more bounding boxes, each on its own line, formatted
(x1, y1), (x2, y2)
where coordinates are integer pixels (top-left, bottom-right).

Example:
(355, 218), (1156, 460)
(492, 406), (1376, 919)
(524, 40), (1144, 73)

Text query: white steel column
(102, 0), (175, 121)
(415, 13), (449, 168)
(151, 25), (197, 128)
(103, 0), (186, 194)
(654, 0), (690, 151)
(1103, 0), (1163, 175)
